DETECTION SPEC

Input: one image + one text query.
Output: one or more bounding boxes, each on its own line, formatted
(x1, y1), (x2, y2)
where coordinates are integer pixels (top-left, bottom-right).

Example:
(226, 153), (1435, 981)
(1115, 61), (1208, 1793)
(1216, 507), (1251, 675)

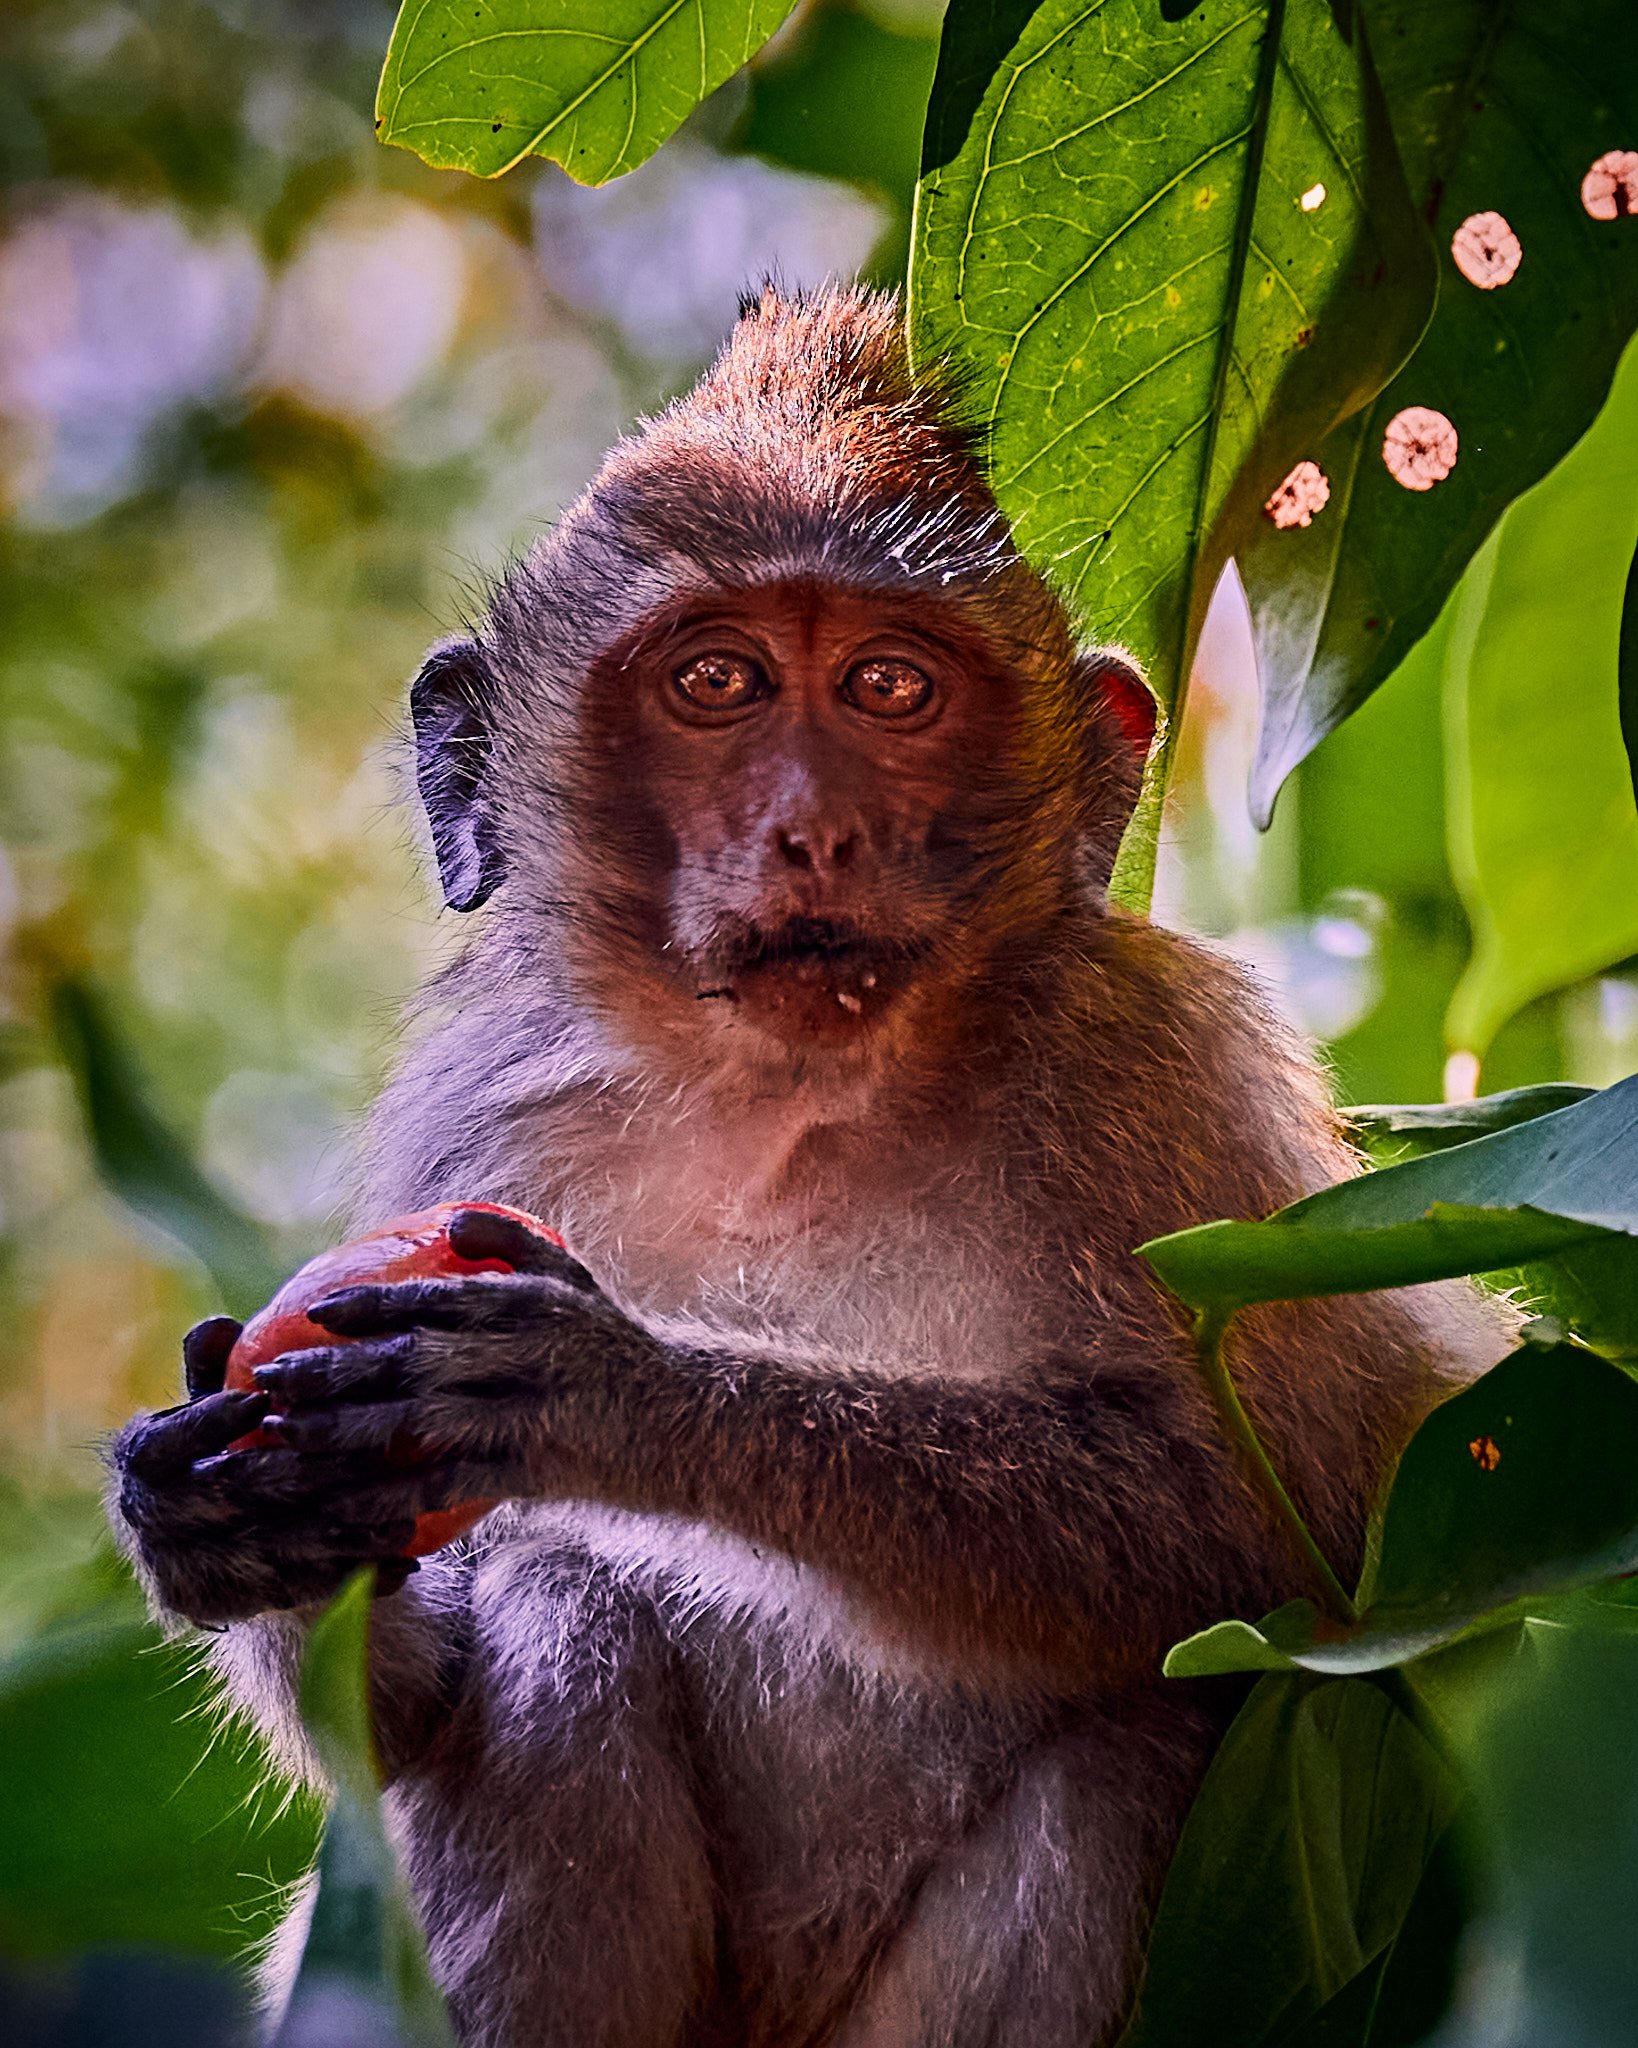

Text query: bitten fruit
(224, 1201), (565, 1557)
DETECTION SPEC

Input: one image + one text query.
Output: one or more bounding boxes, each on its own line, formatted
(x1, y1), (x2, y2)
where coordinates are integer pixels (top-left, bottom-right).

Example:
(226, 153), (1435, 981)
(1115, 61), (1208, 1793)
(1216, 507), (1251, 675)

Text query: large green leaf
(0, 1600), (316, 1961)
(376, 0), (800, 183)
(1344, 1086), (1596, 1161)
(50, 979), (282, 1319)
(1279, 1822), (1468, 2048)
(1168, 1340), (1638, 1678)
(274, 1575), (454, 2048)
(1429, 1620), (1638, 2048)
(1118, 1673), (1456, 2047)
(1240, 0), (1638, 820)
(911, 0), (1434, 905)
(1444, 335), (1638, 1058)
(1141, 1070), (1638, 1313)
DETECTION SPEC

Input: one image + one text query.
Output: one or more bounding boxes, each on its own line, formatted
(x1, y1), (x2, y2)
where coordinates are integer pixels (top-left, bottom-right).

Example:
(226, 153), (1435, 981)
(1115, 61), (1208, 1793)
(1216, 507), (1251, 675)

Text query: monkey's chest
(600, 1198), (1063, 1380)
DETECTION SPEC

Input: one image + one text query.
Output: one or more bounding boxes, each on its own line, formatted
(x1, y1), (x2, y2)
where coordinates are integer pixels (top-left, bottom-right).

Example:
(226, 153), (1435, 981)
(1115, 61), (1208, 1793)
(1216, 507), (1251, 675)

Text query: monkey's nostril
(775, 828), (814, 871)
(830, 833), (857, 870)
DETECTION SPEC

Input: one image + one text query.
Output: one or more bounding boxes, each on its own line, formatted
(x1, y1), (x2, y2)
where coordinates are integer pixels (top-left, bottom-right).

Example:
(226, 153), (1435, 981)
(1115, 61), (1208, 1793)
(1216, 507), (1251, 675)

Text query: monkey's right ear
(410, 639), (503, 912)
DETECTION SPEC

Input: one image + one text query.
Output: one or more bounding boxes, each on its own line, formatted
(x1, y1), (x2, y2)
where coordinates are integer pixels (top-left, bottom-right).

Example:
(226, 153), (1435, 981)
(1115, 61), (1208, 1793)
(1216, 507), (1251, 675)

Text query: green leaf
(49, 978), (283, 1319)
(1239, 0), (1638, 818)
(1118, 1673), (1456, 2047)
(1622, 521), (1638, 808)
(1444, 334), (1638, 1058)
(912, 0), (1434, 905)
(1141, 1070), (1638, 1312)
(1344, 1085), (1596, 1161)
(1431, 1621), (1638, 2047)
(275, 1574), (455, 2048)
(376, 0), (800, 184)
(1167, 1341), (1638, 1677)
(730, 0), (940, 210)
(0, 1601), (316, 1961)
(1278, 1822), (1467, 2048)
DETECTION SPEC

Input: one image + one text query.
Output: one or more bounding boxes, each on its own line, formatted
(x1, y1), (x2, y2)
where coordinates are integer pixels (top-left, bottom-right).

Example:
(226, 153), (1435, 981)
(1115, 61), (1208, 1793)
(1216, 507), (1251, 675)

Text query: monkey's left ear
(410, 638), (503, 912)
(1069, 649), (1157, 885)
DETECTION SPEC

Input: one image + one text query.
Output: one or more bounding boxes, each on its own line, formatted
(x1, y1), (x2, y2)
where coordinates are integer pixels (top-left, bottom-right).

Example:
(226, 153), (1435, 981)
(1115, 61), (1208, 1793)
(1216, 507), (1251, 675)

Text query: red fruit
(223, 1201), (565, 1558)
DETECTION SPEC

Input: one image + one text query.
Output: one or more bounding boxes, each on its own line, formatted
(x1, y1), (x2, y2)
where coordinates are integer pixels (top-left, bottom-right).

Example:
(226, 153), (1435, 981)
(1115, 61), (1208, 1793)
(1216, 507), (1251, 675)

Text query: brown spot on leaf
(1583, 150), (1638, 220)
(1383, 407), (1458, 491)
(1468, 1434), (1502, 1472)
(1451, 211), (1522, 288)
(1264, 460), (1331, 529)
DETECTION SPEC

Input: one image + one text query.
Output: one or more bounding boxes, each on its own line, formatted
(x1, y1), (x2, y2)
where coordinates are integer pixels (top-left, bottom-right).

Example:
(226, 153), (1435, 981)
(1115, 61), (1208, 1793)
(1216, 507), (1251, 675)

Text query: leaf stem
(1191, 1308), (1359, 1625)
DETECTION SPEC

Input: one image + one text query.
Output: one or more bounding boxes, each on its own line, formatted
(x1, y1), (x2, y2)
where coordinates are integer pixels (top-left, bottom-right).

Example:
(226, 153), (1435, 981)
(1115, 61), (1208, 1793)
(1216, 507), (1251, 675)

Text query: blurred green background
(2, 0), (1636, 2023)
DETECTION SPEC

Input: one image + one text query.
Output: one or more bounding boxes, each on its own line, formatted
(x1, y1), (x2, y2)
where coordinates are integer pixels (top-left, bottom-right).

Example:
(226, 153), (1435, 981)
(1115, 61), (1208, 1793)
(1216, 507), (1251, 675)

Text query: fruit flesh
(223, 1202), (564, 1557)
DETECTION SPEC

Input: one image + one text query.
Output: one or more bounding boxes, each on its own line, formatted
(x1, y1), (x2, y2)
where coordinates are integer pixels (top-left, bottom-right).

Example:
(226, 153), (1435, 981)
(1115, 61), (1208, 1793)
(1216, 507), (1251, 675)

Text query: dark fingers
(183, 1315), (243, 1399)
(446, 1207), (597, 1291)
(252, 1335), (417, 1406)
(121, 1390), (269, 1476)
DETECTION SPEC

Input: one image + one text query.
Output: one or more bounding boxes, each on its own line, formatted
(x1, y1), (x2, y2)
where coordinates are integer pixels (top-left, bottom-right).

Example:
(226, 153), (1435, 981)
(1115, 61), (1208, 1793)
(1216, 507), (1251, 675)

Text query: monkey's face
(585, 580), (1059, 1054)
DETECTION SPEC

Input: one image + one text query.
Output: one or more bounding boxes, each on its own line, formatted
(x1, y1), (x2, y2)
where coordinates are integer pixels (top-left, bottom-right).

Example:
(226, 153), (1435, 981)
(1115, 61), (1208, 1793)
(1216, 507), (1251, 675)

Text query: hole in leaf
(1299, 183), (1326, 212)
(1450, 210), (1522, 288)
(1263, 460), (1330, 529)
(1468, 1435), (1502, 1472)
(1383, 407), (1458, 492)
(1582, 150), (1638, 220)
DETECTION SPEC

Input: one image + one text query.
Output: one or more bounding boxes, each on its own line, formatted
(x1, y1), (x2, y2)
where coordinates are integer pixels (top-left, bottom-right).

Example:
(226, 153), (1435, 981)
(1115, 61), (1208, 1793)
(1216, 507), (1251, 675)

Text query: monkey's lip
(695, 916), (931, 1021)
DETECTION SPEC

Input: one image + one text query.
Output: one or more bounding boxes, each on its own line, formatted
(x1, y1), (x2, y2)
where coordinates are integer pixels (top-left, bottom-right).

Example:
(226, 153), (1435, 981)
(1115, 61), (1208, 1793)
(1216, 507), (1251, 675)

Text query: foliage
(4, 1), (1638, 2046)
(377, 0), (803, 181)
(1444, 336), (1638, 1060)
(273, 1574), (454, 2048)
(911, 0), (1434, 898)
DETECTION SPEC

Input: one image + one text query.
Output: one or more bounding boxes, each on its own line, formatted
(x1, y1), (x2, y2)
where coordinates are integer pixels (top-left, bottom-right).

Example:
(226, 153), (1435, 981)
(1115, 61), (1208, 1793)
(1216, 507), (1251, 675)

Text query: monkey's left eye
(840, 659), (936, 721)
(671, 652), (770, 713)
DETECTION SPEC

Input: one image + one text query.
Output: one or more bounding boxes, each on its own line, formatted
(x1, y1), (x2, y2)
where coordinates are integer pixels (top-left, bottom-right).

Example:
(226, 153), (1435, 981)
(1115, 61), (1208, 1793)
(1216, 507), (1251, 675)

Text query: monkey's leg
(389, 1523), (720, 2048)
(831, 1687), (1221, 2048)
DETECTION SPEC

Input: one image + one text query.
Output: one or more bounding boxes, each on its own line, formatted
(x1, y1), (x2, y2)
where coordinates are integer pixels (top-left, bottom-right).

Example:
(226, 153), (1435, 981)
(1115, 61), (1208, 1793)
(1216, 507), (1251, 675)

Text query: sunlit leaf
(1141, 1071), (1638, 1312)
(1118, 1673), (1456, 2047)
(1167, 1342), (1638, 1677)
(376, 0), (800, 184)
(912, 0), (1434, 904)
(274, 1574), (454, 2048)
(1621, 523), (1638, 807)
(1240, 0), (1638, 820)
(1444, 336), (1638, 1058)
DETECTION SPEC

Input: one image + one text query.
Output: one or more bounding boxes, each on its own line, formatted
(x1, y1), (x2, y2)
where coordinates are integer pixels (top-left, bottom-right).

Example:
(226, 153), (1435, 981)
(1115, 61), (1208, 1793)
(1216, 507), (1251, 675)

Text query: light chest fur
(466, 1062), (1087, 1385)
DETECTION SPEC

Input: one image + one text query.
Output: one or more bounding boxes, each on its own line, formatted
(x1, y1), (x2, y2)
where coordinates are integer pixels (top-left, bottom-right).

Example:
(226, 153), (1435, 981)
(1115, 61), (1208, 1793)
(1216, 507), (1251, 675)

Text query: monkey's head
(410, 285), (1153, 1079)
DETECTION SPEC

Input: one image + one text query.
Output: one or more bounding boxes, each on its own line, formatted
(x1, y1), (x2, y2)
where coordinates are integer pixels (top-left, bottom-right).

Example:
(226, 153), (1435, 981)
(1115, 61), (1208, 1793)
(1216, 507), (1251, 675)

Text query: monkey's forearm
(537, 1336), (1285, 1686)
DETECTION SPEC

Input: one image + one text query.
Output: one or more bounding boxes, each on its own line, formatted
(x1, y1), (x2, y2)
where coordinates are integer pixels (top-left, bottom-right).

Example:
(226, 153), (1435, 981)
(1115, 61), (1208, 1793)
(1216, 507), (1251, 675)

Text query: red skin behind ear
(223, 1201), (565, 1557)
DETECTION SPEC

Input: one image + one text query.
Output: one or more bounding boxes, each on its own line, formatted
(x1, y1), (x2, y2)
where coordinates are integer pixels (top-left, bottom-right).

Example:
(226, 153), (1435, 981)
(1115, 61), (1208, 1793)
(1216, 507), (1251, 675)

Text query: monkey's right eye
(671, 652), (770, 714)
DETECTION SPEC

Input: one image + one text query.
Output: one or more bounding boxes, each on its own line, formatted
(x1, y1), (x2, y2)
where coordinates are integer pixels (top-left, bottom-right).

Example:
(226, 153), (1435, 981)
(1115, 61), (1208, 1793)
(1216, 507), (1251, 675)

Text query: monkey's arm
(257, 1216), (1287, 1687)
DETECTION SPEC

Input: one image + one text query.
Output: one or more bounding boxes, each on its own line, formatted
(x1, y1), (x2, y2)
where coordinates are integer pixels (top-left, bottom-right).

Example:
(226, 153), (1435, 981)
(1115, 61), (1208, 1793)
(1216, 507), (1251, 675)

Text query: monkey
(111, 284), (1503, 2048)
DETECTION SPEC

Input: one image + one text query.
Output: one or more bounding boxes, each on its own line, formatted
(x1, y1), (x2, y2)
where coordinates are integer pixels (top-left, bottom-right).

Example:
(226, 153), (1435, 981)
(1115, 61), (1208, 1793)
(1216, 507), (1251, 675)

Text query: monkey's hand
(112, 1314), (433, 1627)
(247, 1207), (616, 1505)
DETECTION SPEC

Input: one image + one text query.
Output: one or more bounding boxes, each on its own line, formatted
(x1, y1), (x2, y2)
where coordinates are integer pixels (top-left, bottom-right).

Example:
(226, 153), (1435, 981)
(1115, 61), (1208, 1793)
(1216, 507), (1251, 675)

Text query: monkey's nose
(773, 825), (858, 874)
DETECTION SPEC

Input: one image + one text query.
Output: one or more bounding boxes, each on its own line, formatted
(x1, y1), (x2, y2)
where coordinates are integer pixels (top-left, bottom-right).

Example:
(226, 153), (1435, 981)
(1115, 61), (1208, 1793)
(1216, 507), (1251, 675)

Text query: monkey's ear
(1070, 648), (1156, 886)
(410, 638), (503, 912)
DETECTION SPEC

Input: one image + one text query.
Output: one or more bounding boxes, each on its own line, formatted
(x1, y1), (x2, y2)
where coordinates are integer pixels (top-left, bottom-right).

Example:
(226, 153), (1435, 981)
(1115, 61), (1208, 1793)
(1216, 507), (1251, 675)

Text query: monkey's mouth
(695, 916), (930, 1032)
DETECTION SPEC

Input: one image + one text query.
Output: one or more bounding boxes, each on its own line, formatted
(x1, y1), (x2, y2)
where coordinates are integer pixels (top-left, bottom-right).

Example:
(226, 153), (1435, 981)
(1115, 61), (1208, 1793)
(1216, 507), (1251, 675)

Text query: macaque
(113, 286), (1498, 2048)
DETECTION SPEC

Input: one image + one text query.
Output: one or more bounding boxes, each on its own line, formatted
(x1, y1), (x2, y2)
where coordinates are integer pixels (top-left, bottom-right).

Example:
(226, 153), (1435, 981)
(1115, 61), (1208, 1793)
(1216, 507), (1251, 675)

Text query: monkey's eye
(839, 659), (935, 721)
(671, 651), (770, 714)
